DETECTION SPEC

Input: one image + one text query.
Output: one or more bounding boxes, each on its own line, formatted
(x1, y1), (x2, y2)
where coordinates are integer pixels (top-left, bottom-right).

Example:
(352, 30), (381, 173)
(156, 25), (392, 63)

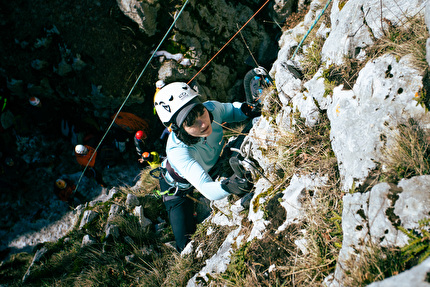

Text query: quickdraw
(149, 166), (190, 198)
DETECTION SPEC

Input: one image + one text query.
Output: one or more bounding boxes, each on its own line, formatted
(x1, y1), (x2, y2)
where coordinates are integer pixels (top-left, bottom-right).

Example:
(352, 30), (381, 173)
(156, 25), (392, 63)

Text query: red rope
(187, 0), (271, 85)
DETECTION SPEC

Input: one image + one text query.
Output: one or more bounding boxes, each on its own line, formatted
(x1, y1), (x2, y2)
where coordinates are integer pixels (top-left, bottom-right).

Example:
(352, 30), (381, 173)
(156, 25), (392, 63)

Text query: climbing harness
(73, 0), (191, 194)
(187, 0), (271, 85)
(149, 166), (192, 198)
(290, 0), (332, 61)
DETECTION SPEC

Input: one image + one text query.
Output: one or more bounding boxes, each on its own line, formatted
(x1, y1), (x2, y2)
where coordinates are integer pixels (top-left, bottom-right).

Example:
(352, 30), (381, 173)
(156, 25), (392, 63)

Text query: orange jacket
(75, 145), (97, 168)
(54, 179), (76, 202)
(55, 185), (75, 202)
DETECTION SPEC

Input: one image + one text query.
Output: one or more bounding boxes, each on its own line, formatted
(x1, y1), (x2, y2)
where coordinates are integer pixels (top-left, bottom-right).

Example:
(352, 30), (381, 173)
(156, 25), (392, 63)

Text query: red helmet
(135, 130), (145, 140)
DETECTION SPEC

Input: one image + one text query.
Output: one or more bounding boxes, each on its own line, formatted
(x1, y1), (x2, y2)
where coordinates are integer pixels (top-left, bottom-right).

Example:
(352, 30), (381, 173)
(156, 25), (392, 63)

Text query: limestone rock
(105, 223), (120, 240)
(328, 176), (430, 286)
(108, 204), (123, 222)
(79, 210), (99, 229)
(270, 0), (296, 23)
(327, 54), (426, 191)
(116, 0), (160, 37)
(367, 257), (430, 287)
(133, 206), (152, 229)
(126, 193), (140, 210)
(322, 0), (427, 65)
(81, 234), (96, 247)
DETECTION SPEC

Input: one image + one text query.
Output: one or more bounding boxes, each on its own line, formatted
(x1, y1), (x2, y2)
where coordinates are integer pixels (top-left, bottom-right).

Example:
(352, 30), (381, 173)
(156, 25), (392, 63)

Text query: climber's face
(183, 108), (212, 137)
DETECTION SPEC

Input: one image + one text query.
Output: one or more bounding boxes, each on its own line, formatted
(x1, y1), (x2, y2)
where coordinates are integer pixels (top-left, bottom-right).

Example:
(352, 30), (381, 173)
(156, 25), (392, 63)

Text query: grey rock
(81, 234), (96, 247)
(126, 193), (140, 210)
(79, 210), (99, 229)
(116, 0), (159, 37)
(133, 206), (152, 229)
(367, 257), (430, 287)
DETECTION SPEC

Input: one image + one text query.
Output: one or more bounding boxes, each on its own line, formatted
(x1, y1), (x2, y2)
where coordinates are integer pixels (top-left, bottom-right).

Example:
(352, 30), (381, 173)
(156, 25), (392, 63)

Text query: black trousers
(163, 195), (196, 252)
(159, 176), (195, 252)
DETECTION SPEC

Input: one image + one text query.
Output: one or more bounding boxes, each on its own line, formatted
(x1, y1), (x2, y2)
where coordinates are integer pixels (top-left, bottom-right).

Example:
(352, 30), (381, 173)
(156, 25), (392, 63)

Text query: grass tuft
(368, 14), (429, 73)
(301, 37), (325, 81)
(381, 118), (430, 182)
(343, 243), (405, 287)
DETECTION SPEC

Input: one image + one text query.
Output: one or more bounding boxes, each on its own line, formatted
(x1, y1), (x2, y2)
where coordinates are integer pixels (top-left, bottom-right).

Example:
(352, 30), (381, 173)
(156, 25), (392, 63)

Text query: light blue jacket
(162, 100), (247, 200)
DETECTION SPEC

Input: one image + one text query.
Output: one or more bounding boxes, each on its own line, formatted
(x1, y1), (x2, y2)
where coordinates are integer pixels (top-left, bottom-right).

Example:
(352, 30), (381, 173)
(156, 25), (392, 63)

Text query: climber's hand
(241, 102), (261, 118)
(221, 174), (253, 196)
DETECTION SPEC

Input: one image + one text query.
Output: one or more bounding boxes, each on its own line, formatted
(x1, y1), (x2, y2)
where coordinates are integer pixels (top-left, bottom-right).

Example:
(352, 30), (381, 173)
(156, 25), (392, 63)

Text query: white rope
(73, 0), (190, 194)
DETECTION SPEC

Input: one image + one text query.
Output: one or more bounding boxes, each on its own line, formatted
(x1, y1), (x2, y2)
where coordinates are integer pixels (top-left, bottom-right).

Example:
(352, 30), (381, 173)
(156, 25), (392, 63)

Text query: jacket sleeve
(167, 145), (230, 201)
(205, 101), (248, 124)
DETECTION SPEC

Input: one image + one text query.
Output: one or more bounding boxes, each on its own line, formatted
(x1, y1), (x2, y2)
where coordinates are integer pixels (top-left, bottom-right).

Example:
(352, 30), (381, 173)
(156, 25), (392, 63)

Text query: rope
(187, 0), (271, 85)
(73, 0), (190, 194)
(290, 0), (332, 60)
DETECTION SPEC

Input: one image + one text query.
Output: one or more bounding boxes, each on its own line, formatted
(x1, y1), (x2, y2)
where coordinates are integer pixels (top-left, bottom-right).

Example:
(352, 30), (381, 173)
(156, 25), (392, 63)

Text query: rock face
(249, 0), (430, 285)
(328, 54), (426, 191)
(329, 177), (430, 285)
(117, 0), (160, 37)
(141, 0), (280, 102)
(326, 0), (427, 65)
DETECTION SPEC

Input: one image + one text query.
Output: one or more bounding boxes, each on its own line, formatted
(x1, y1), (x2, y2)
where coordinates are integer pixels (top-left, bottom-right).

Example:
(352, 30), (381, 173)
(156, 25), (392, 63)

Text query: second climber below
(153, 82), (259, 252)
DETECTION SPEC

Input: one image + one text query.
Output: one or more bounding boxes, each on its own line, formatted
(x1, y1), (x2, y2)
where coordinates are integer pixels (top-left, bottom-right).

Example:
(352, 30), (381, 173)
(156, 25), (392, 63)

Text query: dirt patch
(246, 193), (301, 285)
(283, 3), (310, 31)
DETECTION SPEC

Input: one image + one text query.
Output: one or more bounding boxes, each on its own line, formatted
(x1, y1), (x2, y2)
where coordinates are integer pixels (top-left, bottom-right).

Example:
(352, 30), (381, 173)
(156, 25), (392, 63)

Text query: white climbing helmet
(154, 82), (200, 127)
(155, 80), (165, 89)
(75, 144), (88, 155)
(29, 96), (41, 107)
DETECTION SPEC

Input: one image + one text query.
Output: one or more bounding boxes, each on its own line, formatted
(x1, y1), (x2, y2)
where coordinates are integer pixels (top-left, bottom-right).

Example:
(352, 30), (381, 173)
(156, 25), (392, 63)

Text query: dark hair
(174, 103), (212, 146)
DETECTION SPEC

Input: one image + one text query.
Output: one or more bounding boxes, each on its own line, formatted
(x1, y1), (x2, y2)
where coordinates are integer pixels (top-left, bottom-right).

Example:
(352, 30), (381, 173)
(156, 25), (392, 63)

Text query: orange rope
(187, 0), (271, 85)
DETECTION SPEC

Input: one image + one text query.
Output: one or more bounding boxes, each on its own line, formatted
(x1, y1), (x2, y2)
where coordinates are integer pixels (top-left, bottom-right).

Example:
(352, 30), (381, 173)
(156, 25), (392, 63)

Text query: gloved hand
(221, 174), (253, 196)
(241, 102), (262, 118)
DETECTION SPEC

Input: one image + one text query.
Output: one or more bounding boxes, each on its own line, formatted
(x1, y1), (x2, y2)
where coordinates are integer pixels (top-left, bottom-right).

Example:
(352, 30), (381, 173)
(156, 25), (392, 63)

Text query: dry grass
(368, 14), (429, 73)
(301, 36), (325, 81)
(381, 118), (430, 182)
(261, 112), (336, 186)
(261, 86), (282, 118)
(133, 167), (160, 196)
(343, 243), (404, 287)
(130, 247), (198, 287)
(276, 167), (343, 285)
(192, 221), (235, 261)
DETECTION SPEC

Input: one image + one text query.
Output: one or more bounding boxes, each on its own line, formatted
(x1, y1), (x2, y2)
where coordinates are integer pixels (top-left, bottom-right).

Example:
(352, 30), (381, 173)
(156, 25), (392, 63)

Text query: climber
(155, 80), (165, 93)
(153, 82), (260, 252)
(153, 80), (165, 115)
(29, 96), (42, 108)
(141, 151), (161, 169)
(74, 144), (107, 187)
(134, 129), (159, 167)
(134, 130), (148, 162)
(54, 178), (87, 206)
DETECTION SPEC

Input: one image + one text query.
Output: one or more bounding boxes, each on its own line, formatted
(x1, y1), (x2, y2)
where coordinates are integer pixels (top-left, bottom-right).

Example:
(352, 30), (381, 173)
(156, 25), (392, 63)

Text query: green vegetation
(301, 36), (324, 81)
(399, 219), (430, 265)
(343, 218), (430, 287)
